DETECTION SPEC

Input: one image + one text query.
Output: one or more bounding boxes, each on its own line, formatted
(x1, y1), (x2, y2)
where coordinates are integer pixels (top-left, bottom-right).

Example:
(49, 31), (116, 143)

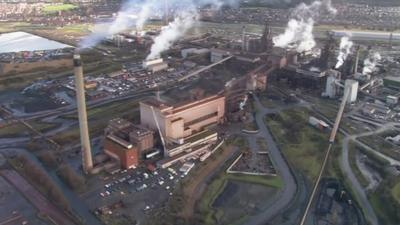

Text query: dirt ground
(213, 180), (278, 224)
(180, 145), (237, 220)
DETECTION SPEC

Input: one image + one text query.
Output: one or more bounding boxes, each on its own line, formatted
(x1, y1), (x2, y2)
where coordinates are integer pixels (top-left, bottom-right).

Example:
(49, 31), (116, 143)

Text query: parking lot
(83, 163), (191, 223)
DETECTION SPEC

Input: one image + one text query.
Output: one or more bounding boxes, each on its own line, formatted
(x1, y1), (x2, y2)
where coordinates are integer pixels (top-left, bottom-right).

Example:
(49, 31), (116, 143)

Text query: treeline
(15, 154), (70, 210)
(37, 149), (86, 192)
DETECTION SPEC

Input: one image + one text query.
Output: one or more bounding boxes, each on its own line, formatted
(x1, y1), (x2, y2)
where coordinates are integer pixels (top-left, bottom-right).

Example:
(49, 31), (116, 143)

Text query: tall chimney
(73, 54), (93, 173)
(242, 26), (246, 51)
(164, 0), (169, 25)
(354, 46), (360, 74)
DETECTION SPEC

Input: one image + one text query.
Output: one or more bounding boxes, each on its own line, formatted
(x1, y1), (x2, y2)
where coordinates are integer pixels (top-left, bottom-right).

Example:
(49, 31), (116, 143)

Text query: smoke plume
(273, 0), (336, 53)
(362, 52), (381, 75)
(147, 11), (198, 60)
(335, 36), (353, 69)
(79, 0), (238, 49)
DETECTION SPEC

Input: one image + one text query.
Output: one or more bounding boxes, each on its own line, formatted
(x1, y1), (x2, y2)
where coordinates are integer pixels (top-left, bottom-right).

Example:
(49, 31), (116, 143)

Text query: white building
(210, 49), (230, 63)
(323, 70), (341, 99)
(142, 58), (168, 73)
(345, 79), (359, 103)
(386, 95), (399, 105)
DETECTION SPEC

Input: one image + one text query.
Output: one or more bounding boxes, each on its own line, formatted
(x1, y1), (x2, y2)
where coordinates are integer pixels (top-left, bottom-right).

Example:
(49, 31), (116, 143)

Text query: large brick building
(104, 118), (154, 169)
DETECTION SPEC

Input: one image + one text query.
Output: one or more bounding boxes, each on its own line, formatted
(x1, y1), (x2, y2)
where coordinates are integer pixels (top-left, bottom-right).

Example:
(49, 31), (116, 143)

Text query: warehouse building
(383, 76), (400, 89)
(104, 118), (154, 169)
(140, 94), (225, 143)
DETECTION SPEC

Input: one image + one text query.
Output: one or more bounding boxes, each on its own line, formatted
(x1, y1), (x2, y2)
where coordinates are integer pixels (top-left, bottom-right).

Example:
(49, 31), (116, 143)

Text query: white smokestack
(147, 11), (198, 60)
(335, 36), (353, 69)
(136, 0), (155, 31)
(273, 0), (337, 53)
(362, 52), (381, 75)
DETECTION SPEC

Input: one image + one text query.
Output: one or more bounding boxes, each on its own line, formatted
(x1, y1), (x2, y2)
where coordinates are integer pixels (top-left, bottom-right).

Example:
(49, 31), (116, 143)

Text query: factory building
(386, 95), (399, 105)
(104, 135), (140, 169)
(344, 79), (359, 103)
(383, 76), (400, 89)
(181, 48), (210, 58)
(210, 49), (231, 63)
(104, 118), (154, 169)
(140, 94), (225, 142)
(142, 58), (168, 73)
(323, 70), (342, 99)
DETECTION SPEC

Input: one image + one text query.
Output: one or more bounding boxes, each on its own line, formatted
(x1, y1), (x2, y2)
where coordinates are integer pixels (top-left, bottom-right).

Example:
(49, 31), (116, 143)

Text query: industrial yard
(0, 0), (400, 225)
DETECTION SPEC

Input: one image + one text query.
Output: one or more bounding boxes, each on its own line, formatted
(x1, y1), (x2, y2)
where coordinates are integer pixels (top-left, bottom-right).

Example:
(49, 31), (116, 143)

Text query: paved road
(340, 110), (400, 225)
(341, 137), (378, 225)
(246, 95), (297, 225)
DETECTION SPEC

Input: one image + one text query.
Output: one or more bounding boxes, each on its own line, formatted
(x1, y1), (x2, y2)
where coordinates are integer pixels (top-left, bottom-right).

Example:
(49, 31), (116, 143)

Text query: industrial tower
(73, 54), (93, 173)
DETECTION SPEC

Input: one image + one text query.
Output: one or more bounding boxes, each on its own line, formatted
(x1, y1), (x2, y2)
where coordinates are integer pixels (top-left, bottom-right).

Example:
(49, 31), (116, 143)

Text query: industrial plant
(1, 1), (400, 225)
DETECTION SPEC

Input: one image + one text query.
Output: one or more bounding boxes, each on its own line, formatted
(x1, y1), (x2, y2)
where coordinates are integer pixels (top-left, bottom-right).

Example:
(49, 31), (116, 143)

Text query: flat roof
(141, 98), (171, 110)
(0, 31), (73, 53)
(185, 130), (217, 143)
(332, 30), (400, 40)
(141, 95), (224, 114)
(172, 95), (224, 114)
(384, 76), (400, 82)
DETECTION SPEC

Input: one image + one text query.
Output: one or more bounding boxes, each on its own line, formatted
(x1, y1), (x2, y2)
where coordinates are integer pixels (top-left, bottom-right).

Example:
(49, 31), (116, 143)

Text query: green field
(43, 4), (78, 13)
(0, 123), (30, 138)
(57, 24), (92, 35)
(369, 184), (400, 225)
(348, 141), (369, 188)
(0, 22), (32, 33)
(0, 120), (59, 139)
(392, 182), (400, 204)
(265, 108), (332, 181)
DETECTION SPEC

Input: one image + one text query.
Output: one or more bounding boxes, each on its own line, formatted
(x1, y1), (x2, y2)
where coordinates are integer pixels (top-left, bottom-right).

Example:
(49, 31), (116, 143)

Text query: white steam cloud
(273, 0), (337, 53)
(335, 36), (353, 69)
(362, 52), (381, 75)
(147, 11), (198, 60)
(79, 0), (238, 49)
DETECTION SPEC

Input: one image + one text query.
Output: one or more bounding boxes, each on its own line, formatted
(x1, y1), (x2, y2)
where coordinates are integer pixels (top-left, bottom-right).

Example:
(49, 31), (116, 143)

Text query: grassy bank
(348, 141), (369, 188)
(369, 178), (400, 225)
(265, 107), (332, 181)
(392, 182), (400, 204)
(0, 120), (60, 138)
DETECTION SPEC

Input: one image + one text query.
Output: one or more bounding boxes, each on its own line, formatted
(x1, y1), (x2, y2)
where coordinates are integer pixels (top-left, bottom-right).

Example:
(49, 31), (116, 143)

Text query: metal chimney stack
(73, 54), (93, 173)
(242, 26), (246, 51)
(354, 46), (360, 74)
